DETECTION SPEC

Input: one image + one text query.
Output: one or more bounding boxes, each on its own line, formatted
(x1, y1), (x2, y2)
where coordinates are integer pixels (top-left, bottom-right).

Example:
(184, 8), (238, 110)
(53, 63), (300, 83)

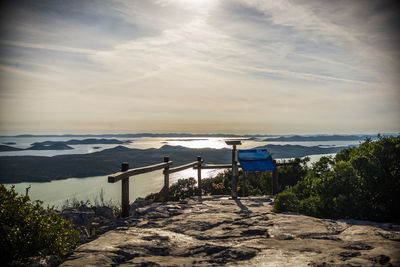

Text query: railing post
(231, 144), (238, 199)
(121, 162), (130, 218)
(163, 156), (170, 201)
(242, 171), (246, 197)
(197, 156), (202, 196)
(272, 160), (278, 195)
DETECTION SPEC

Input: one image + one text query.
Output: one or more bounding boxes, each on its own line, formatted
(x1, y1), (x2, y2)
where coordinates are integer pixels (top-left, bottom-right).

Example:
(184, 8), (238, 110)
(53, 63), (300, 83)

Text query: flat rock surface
(61, 196), (400, 266)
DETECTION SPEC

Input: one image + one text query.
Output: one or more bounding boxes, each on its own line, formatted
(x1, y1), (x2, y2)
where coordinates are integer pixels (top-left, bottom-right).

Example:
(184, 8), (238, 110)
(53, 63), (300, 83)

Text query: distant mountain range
(2, 133), (395, 141)
(0, 133), (255, 138)
(263, 135), (379, 142)
(255, 144), (345, 158)
(0, 144), (348, 183)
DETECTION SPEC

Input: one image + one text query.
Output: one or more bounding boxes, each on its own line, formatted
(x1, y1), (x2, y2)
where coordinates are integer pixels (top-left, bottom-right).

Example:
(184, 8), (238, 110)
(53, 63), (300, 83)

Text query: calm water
(1, 136), (360, 208)
(8, 168), (224, 209)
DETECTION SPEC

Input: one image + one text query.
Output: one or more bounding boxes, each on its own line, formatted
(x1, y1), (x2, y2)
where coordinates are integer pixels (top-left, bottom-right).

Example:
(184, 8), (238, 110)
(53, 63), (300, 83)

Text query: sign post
(225, 140), (242, 199)
(237, 149), (277, 195)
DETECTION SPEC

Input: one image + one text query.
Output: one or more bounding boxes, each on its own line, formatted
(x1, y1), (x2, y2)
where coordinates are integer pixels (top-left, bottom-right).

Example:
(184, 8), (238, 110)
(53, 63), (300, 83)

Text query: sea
(0, 136), (362, 208)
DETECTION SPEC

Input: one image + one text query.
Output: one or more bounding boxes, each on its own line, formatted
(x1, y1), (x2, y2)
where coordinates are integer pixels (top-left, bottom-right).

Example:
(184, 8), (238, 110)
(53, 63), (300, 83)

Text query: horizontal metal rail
(108, 161), (173, 183)
(165, 160), (204, 174)
(107, 155), (298, 217)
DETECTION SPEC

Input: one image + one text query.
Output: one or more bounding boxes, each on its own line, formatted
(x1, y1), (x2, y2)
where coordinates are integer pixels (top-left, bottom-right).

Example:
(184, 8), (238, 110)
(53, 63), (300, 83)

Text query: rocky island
(31, 138), (132, 146)
(61, 196), (400, 266)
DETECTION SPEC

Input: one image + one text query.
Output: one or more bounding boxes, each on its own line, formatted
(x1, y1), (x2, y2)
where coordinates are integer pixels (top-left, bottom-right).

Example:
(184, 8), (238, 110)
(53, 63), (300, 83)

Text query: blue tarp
(238, 149), (276, 171)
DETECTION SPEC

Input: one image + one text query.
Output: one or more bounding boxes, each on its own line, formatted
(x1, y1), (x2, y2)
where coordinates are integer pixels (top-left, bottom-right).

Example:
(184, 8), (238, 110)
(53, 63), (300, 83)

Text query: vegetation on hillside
(144, 136), (399, 223)
(0, 185), (79, 265)
(144, 157), (308, 201)
(274, 136), (400, 222)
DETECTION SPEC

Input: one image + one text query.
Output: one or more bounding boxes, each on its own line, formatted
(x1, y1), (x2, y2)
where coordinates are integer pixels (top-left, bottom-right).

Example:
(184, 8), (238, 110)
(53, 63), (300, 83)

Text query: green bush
(169, 177), (198, 201)
(297, 195), (322, 217)
(273, 188), (299, 213)
(143, 159), (309, 202)
(274, 136), (400, 222)
(201, 170), (232, 196)
(0, 185), (79, 264)
(276, 157), (310, 192)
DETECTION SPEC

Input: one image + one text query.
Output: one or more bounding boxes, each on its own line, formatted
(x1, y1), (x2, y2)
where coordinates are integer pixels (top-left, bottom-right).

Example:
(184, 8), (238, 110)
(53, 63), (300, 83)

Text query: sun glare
(166, 138), (228, 149)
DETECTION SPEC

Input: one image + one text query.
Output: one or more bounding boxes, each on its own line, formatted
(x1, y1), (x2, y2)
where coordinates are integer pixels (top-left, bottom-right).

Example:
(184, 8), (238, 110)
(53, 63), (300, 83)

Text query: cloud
(0, 0), (399, 134)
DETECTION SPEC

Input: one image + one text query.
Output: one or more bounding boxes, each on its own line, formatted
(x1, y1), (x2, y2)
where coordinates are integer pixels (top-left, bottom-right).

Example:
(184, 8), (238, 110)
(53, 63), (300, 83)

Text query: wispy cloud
(0, 0), (399, 134)
(0, 40), (98, 55)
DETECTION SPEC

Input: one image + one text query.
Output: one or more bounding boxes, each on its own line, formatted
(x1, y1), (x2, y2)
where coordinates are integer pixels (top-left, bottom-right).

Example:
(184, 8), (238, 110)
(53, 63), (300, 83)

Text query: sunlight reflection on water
(10, 168), (227, 209)
(165, 137), (229, 149)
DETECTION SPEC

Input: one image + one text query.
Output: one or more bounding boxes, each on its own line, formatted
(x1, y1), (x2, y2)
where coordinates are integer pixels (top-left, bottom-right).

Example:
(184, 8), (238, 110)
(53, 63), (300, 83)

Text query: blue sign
(238, 149), (276, 171)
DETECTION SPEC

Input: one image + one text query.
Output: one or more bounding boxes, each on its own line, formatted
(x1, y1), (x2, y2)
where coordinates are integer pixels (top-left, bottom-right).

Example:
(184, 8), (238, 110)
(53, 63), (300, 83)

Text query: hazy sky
(0, 0), (399, 135)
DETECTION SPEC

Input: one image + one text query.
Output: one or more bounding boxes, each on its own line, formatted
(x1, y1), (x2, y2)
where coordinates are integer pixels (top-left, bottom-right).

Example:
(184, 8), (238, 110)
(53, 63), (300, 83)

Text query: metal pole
(163, 156), (170, 201)
(231, 144), (238, 199)
(197, 156), (202, 196)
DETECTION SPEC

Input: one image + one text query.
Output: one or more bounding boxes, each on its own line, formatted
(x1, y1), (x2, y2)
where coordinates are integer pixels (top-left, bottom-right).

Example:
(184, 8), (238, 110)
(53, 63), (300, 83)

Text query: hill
(263, 135), (374, 142)
(0, 144), (347, 183)
(0, 145), (23, 152)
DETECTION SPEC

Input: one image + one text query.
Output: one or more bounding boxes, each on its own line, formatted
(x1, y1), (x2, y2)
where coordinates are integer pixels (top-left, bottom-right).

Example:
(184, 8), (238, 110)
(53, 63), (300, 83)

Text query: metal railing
(108, 156), (291, 217)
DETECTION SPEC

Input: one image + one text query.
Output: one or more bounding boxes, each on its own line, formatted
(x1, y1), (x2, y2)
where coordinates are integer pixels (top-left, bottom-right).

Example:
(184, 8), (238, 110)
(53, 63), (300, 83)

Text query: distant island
(0, 145), (23, 152)
(263, 135), (376, 142)
(2, 142), (16, 145)
(0, 143), (74, 151)
(0, 138), (131, 152)
(0, 144), (347, 183)
(31, 138), (132, 146)
(29, 143), (74, 150)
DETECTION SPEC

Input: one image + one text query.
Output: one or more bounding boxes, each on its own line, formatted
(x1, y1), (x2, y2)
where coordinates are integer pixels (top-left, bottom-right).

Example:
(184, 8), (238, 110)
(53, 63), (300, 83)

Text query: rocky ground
(59, 204), (117, 243)
(60, 196), (400, 266)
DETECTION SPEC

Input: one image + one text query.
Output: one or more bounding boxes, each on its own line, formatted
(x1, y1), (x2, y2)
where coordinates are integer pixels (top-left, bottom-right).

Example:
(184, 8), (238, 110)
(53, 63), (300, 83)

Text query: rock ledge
(61, 196), (400, 266)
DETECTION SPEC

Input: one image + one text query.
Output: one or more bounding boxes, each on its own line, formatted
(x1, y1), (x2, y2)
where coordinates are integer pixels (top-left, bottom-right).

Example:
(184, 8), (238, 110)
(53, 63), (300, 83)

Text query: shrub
(274, 136), (400, 222)
(277, 157), (310, 192)
(297, 195), (322, 217)
(143, 159), (309, 202)
(202, 170), (231, 196)
(0, 185), (79, 264)
(273, 188), (299, 213)
(169, 177), (198, 201)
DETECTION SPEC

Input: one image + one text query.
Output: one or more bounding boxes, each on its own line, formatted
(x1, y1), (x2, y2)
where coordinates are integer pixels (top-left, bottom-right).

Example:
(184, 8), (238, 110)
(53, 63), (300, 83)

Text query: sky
(0, 0), (399, 135)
